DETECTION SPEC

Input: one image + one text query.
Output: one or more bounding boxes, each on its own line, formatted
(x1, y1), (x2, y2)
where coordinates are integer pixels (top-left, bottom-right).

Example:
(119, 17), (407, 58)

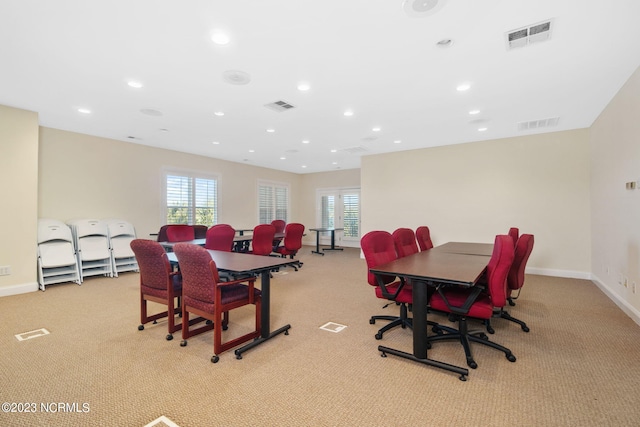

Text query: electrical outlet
(632, 282), (637, 294)
(0, 265), (11, 276)
(624, 276), (628, 288)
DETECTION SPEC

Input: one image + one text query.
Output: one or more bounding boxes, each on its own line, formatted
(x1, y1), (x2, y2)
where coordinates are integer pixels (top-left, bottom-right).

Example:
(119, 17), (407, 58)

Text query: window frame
(162, 167), (220, 226)
(257, 179), (290, 224)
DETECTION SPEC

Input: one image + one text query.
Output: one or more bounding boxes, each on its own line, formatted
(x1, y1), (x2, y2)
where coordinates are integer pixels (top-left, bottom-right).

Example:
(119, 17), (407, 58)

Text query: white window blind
(165, 173), (218, 225)
(258, 181), (289, 224)
(342, 193), (359, 238)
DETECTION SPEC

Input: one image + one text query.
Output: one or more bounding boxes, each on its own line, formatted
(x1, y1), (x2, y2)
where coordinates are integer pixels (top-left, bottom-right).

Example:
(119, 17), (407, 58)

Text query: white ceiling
(1, 0), (639, 174)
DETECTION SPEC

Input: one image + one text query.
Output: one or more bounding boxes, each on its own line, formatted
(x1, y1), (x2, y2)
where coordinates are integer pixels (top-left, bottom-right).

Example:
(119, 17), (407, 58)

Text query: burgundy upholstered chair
(415, 226), (434, 251)
(173, 243), (261, 363)
(361, 231), (413, 340)
(205, 224), (236, 252)
(193, 225), (208, 239)
(392, 228), (419, 257)
(271, 219), (286, 249)
(249, 224), (276, 256)
(274, 223), (305, 270)
(508, 227), (519, 248)
(157, 225), (170, 242)
(166, 225), (195, 242)
(429, 235), (516, 369)
(498, 234), (534, 331)
(130, 239), (182, 340)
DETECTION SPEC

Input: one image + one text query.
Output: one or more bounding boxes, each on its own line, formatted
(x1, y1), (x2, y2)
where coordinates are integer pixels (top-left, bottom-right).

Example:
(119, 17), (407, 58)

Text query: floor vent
(264, 100), (295, 112)
(15, 328), (50, 341)
(144, 415), (180, 427)
(319, 322), (347, 333)
(517, 117), (559, 131)
(506, 19), (553, 49)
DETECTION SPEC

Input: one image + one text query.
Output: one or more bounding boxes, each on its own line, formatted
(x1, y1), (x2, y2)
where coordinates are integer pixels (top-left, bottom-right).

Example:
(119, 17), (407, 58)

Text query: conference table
(432, 241), (493, 256)
(166, 248), (299, 359)
(369, 246), (491, 380)
(159, 233), (285, 252)
(309, 228), (344, 255)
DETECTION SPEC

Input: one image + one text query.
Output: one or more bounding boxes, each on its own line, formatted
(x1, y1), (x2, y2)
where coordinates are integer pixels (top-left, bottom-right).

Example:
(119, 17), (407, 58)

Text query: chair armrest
(435, 285), (483, 316)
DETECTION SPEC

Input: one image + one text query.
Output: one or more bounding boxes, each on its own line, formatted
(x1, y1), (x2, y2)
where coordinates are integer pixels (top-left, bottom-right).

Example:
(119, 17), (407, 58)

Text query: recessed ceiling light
(372, 127), (381, 132)
(478, 127), (488, 132)
(393, 140), (402, 144)
(469, 109), (480, 115)
(211, 31), (230, 45)
(297, 83), (310, 91)
(280, 157), (286, 160)
(211, 141), (220, 145)
(302, 140), (310, 144)
(330, 149), (337, 153)
(301, 165), (307, 168)
(266, 129), (275, 133)
(214, 111), (224, 116)
(248, 149), (255, 153)
(127, 81), (143, 88)
(456, 83), (471, 92)
(332, 162), (338, 165)
(77, 108), (91, 114)
(403, 0), (448, 17)
(343, 110), (354, 117)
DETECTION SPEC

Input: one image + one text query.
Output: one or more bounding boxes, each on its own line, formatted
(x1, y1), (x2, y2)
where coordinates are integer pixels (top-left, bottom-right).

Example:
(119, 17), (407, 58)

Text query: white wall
(590, 66), (640, 323)
(0, 105), (39, 294)
(361, 129), (592, 277)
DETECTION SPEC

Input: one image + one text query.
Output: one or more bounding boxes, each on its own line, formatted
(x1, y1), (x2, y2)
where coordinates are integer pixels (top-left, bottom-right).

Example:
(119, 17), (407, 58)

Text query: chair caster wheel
(369, 318), (375, 325)
(222, 325), (228, 331)
(211, 355), (219, 363)
(507, 354), (516, 362)
(375, 333), (383, 340)
(206, 320), (213, 325)
(180, 340), (187, 347)
(486, 326), (495, 334)
(522, 326), (530, 332)
(138, 325), (144, 331)
(166, 334), (173, 341)
(468, 361), (478, 369)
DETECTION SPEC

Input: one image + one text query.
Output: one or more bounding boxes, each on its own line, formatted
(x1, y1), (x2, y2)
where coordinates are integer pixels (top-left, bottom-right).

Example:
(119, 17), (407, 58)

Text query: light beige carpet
(2, 246), (640, 427)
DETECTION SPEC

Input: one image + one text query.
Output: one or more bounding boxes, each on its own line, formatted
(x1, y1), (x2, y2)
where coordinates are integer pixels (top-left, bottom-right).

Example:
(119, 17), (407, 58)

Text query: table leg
(323, 230), (343, 252)
(311, 230), (324, 255)
(234, 269), (291, 359)
(377, 280), (469, 380)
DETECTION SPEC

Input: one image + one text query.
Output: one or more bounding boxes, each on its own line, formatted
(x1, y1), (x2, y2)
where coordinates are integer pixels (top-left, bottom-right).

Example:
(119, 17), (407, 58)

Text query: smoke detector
(223, 70), (251, 85)
(403, 0), (447, 17)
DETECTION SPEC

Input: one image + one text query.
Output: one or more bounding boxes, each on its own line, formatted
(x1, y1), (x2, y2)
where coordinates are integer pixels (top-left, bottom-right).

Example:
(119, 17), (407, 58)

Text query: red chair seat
(430, 288), (494, 320)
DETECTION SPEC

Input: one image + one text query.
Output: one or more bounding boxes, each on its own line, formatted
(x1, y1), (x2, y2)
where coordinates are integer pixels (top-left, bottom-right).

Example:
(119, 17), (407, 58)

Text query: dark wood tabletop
(431, 241), (494, 257)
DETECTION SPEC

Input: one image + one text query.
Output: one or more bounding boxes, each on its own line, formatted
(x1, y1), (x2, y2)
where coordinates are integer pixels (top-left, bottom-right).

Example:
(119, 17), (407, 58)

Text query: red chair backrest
(271, 219), (286, 234)
(486, 235), (515, 308)
(361, 231), (398, 287)
(157, 225), (169, 242)
(173, 243), (220, 304)
(130, 239), (172, 291)
(415, 226), (433, 251)
(166, 225), (195, 242)
(205, 224), (235, 251)
(251, 224), (276, 256)
(282, 223), (305, 251)
(193, 225), (208, 239)
(507, 234), (534, 291)
(392, 228), (419, 257)
(508, 227), (519, 247)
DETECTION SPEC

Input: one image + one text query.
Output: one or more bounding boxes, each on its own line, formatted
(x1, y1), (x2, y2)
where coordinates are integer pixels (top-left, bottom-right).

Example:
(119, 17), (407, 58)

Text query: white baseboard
(591, 275), (640, 327)
(0, 281), (39, 297)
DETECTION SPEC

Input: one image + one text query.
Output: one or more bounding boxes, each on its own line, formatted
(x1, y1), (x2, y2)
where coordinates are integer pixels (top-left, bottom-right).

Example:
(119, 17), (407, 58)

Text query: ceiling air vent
(506, 19), (553, 50)
(342, 146), (369, 154)
(517, 117), (559, 132)
(264, 100), (295, 112)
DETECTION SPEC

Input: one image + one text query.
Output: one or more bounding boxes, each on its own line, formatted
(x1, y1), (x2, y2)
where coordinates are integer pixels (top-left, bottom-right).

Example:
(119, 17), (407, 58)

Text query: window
(164, 171), (218, 225)
(316, 188), (360, 246)
(258, 181), (289, 224)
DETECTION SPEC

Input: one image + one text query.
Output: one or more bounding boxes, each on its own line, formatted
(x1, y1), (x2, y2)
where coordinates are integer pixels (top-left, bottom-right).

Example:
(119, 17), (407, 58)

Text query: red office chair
(274, 223), (305, 270)
(508, 227), (519, 249)
(193, 225), (208, 239)
(166, 225), (195, 242)
(205, 224), (236, 252)
(130, 239), (182, 340)
(497, 234), (534, 332)
(249, 224), (276, 256)
(173, 243), (261, 363)
(428, 235), (516, 369)
(361, 231), (414, 340)
(271, 219), (286, 249)
(415, 226), (434, 251)
(392, 228), (419, 257)
(157, 225), (169, 242)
